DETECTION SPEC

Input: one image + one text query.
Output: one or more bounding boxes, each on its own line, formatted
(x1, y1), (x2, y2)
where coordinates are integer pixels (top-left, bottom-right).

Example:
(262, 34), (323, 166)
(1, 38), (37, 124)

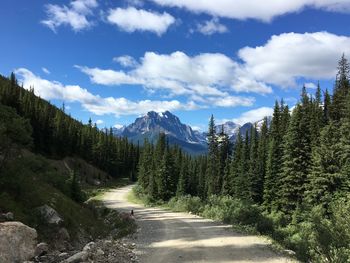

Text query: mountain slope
(120, 111), (207, 154)
(116, 111), (272, 154)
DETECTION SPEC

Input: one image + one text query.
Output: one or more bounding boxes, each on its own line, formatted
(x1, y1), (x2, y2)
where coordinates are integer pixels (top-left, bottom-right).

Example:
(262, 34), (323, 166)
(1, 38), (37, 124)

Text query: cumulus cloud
(220, 107), (274, 125)
(77, 51), (272, 99)
(96, 119), (104, 125)
(151, 0), (350, 22)
(14, 68), (197, 116)
(113, 55), (139, 67)
(42, 67), (50, 74)
(239, 32), (350, 87)
(106, 7), (175, 35)
(15, 68), (252, 118)
(41, 0), (98, 32)
(75, 65), (140, 85)
(196, 18), (228, 35)
(78, 31), (349, 97)
(304, 82), (318, 89)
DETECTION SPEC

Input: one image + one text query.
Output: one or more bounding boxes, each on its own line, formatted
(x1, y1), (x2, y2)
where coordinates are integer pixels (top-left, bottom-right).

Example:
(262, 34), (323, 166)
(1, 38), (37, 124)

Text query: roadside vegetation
(0, 75), (137, 247)
(134, 56), (350, 262)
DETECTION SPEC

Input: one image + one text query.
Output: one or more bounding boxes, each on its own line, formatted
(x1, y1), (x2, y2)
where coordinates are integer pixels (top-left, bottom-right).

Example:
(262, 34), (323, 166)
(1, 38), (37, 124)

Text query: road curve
(102, 185), (296, 263)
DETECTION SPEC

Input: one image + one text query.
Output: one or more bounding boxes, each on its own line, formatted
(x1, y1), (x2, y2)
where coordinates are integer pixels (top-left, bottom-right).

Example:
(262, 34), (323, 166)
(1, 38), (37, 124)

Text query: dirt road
(102, 185), (296, 263)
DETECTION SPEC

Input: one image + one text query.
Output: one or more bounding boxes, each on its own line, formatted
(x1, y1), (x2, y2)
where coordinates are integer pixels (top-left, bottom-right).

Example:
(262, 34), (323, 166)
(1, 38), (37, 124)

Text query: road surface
(102, 185), (296, 263)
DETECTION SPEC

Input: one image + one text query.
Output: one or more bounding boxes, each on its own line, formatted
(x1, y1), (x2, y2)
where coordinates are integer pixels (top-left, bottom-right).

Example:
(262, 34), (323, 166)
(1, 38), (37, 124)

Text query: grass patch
(126, 187), (144, 205)
(0, 153), (136, 246)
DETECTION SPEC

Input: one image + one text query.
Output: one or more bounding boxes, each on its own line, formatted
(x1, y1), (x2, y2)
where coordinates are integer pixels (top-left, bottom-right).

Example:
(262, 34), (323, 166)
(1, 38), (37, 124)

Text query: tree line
(0, 74), (139, 178)
(136, 56), (350, 261)
(138, 55), (350, 215)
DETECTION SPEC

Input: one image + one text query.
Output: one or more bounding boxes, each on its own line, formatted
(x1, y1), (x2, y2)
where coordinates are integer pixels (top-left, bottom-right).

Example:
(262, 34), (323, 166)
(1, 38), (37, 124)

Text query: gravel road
(102, 185), (296, 263)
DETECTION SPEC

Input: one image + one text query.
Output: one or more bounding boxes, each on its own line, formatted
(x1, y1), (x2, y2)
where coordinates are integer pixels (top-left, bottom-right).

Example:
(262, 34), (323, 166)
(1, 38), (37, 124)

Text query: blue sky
(1, 0), (350, 130)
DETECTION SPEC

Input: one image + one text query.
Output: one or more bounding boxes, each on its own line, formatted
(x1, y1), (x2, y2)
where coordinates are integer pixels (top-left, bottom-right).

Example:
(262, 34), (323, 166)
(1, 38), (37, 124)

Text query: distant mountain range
(113, 111), (271, 154)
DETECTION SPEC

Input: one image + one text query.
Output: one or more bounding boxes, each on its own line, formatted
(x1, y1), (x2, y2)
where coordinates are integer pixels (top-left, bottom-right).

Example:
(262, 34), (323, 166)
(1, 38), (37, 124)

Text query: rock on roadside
(64, 251), (89, 263)
(36, 205), (63, 225)
(0, 221), (37, 263)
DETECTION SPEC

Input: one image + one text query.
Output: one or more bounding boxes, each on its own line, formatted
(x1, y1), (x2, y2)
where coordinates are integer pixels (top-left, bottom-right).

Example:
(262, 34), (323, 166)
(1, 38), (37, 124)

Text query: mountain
(120, 111), (208, 154)
(111, 125), (126, 136)
(116, 110), (272, 154)
(215, 121), (241, 141)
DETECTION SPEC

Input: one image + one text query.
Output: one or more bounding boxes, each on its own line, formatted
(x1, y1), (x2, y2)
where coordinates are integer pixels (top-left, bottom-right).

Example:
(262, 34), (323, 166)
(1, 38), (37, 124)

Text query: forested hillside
(0, 73), (138, 250)
(136, 56), (350, 262)
(0, 73), (139, 178)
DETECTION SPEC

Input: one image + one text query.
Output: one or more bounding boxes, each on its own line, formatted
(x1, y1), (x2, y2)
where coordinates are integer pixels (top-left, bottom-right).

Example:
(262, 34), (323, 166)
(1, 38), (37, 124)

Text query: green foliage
(69, 171), (86, 203)
(0, 74), (138, 178)
(168, 195), (203, 214)
(0, 103), (32, 169)
(134, 56), (350, 262)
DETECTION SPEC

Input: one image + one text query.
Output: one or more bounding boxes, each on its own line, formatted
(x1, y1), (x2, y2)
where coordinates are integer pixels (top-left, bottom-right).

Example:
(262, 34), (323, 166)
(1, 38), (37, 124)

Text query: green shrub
(307, 199), (350, 262)
(168, 195), (203, 214)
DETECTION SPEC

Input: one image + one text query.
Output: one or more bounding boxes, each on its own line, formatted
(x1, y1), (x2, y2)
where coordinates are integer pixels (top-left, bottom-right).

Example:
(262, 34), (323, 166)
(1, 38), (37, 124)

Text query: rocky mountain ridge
(113, 111), (271, 154)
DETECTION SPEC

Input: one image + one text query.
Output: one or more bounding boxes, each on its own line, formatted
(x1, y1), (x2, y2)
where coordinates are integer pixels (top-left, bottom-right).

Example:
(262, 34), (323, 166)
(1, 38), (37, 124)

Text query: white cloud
(42, 67), (50, 74)
(75, 65), (140, 85)
(220, 107), (273, 125)
(304, 82), (318, 89)
(15, 67), (255, 119)
(77, 51), (272, 98)
(151, 0), (350, 22)
(41, 0), (98, 32)
(239, 32), (350, 87)
(96, 119), (104, 125)
(126, 0), (144, 7)
(14, 68), (200, 117)
(106, 7), (175, 35)
(208, 96), (254, 107)
(113, 55), (139, 67)
(196, 18), (228, 35)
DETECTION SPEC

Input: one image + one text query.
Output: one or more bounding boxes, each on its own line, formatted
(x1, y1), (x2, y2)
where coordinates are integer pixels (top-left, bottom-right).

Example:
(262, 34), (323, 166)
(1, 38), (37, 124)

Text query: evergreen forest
(135, 55), (350, 262)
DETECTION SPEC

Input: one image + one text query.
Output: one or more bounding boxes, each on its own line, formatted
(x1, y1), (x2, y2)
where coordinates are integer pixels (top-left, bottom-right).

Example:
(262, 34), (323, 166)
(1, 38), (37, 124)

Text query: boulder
(83, 241), (95, 251)
(35, 242), (49, 256)
(58, 252), (68, 258)
(96, 248), (104, 256)
(0, 221), (37, 263)
(36, 205), (63, 225)
(65, 251), (89, 263)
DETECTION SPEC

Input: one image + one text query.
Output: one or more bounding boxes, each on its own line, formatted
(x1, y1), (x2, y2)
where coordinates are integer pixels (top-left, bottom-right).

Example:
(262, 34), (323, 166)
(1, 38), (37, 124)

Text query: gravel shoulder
(102, 185), (297, 263)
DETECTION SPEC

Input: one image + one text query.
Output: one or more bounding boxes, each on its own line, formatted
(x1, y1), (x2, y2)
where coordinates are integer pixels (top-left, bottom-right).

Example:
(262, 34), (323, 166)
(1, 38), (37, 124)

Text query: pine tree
(206, 115), (220, 196)
(71, 170), (84, 203)
(177, 157), (189, 196)
(236, 131), (251, 201)
(230, 132), (243, 198)
(263, 101), (283, 211)
(305, 122), (343, 211)
(218, 125), (230, 192)
(157, 146), (175, 200)
(279, 88), (312, 214)
(155, 133), (167, 198)
(323, 89), (331, 125)
(137, 139), (152, 193)
(198, 156), (207, 199)
(331, 55), (350, 122)
(310, 83), (324, 146)
(221, 157), (231, 195)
